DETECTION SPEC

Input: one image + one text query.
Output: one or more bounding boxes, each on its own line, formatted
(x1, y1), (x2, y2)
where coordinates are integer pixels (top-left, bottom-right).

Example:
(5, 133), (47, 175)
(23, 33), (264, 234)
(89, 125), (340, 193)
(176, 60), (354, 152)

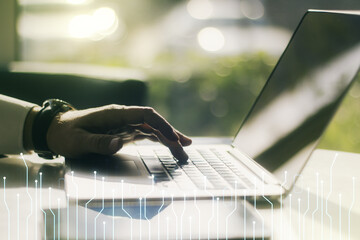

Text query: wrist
(32, 99), (74, 159)
(23, 106), (41, 151)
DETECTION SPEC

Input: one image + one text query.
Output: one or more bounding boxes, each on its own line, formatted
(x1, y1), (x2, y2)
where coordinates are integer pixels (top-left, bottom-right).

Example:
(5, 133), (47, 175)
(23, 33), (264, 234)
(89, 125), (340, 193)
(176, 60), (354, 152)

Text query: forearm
(0, 94), (37, 154)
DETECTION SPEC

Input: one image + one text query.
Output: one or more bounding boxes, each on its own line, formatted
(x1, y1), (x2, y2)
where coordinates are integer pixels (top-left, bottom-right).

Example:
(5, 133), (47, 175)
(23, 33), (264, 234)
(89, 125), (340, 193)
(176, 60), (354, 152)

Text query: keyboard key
(138, 147), (256, 191)
(153, 173), (170, 182)
(142, 159), (166, 174)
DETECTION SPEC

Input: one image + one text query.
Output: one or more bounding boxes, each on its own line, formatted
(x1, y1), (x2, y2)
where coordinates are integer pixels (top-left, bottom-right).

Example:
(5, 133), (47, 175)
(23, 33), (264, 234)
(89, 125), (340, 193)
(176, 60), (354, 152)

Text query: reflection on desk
(0, 149), (359, 239)
(45, 199), (266, 239)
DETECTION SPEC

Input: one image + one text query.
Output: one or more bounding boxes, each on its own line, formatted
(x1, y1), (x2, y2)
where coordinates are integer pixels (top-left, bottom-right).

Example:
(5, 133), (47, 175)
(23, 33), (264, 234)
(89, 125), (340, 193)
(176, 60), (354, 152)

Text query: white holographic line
(204, 176), (215, 240)
(58, 178), (64, 189)
(206, 196), (215, 240)
(348, 177), (355, 240)
(70, 171), (79, 240)
(20, 153), (33, 240)
(144, 175), (155, 240)
(193, 190), (201, 239)
(289, 194), (292, 240)
(121, 180), (133, 240)
(302, 188), (310, 240)
(252, 221), (256, 240)
(67, 194), (70, 240)
(339, 194), (342, 240)
(112, 190), (115, 240)
(49, 188), (56, 240)
(326, 152), (338, 240)
(39, 172), (47, 240)
(298, 198), (301, 240)
(216, 197), (220, 240)
(311, 172), (319, 240)
(225, 182), (238, 240)
(35, 180), (38, 240)
(244, 192), (247, 239)
(180, 194), (187, 240)
(253, 178), (265, 240)
(17, 193), (20, 240)
(262, 173), (274, 240)
(157, 190), (165, 240)
(85, 171), (97, 240)
(103, 221), (106, 240)
(57, 198), (61, 240)
(280, 171), (288, 240)
(321, 180), (324, 240)
(94, 177), (105, 240)
(139, 198), (142, 240)
(170, 194), (178, 240)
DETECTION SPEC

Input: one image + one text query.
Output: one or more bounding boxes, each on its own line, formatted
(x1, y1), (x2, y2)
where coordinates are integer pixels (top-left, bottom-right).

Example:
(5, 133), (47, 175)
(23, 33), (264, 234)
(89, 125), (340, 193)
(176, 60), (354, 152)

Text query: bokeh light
(68, 15), (93, 38)
(93, 7), (117, 34)
(197, 27), (225, 52)
(68, 7), (118, 39)
(240, 0), (264, 20)
(187, 0), (213, 20)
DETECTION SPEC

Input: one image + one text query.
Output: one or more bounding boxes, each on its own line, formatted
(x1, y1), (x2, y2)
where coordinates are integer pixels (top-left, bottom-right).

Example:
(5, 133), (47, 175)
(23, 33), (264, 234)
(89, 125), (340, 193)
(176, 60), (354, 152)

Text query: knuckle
(106, 104), (121, 110)
(143, 107), (157, 118)
(143, 106), (155, 113)
(101, 104), (126, 117)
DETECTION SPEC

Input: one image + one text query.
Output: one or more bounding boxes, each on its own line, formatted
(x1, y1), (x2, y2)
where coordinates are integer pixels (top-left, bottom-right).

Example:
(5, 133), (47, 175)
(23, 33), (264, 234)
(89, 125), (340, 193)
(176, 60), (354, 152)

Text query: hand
(46, 105), (192, 161)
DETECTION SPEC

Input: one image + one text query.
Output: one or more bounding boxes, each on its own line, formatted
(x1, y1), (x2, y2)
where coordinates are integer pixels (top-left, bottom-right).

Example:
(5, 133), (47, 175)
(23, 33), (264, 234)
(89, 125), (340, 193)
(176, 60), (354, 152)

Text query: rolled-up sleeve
(0, 94), (36, 154)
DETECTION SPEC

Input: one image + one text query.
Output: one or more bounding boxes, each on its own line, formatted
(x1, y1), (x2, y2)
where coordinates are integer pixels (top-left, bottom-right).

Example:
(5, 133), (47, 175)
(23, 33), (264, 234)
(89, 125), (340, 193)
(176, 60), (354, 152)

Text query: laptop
(65, 10), (360, 202)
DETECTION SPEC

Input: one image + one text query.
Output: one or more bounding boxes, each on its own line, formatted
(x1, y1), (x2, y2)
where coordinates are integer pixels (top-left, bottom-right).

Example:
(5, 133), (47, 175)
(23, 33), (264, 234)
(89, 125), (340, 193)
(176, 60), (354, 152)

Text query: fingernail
(109, 137), (121, 153)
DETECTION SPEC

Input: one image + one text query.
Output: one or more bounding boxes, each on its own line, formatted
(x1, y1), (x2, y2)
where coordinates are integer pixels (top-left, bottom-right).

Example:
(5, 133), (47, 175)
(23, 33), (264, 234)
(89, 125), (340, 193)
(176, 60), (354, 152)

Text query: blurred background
(0, 0), (359, 153)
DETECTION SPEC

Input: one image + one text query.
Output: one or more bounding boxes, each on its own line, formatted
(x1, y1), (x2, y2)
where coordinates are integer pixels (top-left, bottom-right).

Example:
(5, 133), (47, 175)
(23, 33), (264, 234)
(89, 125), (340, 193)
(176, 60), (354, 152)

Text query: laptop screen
(232, 11), (360, 189)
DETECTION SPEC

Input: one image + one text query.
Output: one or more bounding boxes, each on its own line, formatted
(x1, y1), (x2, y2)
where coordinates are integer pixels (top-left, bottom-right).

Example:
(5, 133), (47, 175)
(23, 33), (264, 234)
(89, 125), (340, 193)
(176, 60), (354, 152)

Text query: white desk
(258, 149), (360, 240)
(0, 142), (359, 239)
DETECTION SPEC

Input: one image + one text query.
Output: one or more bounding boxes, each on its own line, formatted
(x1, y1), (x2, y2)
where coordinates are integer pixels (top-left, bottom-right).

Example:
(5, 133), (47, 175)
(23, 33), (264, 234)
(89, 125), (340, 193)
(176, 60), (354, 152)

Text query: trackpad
(65, 153), (150, 182)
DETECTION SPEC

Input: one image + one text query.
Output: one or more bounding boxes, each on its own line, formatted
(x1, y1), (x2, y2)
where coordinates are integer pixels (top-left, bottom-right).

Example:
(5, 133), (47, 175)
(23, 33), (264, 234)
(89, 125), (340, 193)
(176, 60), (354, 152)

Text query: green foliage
(148, 52), (275, 136)
(318, 76), (360, 153)
(148, 53), (360, 154)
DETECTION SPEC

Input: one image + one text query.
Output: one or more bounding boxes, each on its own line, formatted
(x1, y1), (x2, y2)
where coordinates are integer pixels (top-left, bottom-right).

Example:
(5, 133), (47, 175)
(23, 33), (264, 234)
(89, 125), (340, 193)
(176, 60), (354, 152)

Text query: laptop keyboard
(139, 148), (255, 190)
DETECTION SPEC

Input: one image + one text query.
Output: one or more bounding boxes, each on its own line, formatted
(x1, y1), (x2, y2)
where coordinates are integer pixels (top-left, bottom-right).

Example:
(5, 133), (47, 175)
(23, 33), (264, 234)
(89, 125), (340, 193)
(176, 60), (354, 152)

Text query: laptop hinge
(229, 147), (281, 185)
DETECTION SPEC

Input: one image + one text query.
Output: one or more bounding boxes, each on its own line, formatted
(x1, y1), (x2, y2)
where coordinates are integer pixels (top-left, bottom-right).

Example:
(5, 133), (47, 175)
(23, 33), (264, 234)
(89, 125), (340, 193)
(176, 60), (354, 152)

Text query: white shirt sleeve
(0, 94), (37, 154)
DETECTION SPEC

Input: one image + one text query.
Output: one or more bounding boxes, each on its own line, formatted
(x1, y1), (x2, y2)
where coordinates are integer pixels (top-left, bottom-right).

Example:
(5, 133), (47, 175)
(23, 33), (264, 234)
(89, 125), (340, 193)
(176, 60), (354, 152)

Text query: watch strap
(32, 99), (74, 159)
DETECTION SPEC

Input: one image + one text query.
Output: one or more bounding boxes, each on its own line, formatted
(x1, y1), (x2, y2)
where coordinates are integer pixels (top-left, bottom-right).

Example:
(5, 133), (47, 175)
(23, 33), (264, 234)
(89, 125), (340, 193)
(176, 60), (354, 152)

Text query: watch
(32, 99), (74, 159)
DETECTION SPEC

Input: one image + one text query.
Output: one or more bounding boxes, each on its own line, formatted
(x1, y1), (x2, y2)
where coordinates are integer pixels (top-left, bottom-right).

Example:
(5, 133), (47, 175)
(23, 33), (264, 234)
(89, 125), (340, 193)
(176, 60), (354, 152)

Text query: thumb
(82, 134), (123, 155)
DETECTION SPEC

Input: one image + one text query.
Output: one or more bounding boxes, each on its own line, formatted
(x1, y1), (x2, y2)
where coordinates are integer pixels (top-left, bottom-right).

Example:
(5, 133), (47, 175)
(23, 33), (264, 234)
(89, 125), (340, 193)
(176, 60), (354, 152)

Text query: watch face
(45, 99), (74, 111)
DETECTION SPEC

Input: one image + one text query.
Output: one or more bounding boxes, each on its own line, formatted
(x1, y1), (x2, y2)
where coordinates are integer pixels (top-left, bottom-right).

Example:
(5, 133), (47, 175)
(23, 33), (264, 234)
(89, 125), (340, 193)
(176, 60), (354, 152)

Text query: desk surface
(0, 138), (359, 239)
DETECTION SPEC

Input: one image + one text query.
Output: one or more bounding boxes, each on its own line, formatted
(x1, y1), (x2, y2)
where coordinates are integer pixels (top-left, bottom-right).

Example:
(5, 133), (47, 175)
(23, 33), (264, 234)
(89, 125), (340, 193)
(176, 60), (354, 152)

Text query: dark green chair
(0, 70), (147, 109)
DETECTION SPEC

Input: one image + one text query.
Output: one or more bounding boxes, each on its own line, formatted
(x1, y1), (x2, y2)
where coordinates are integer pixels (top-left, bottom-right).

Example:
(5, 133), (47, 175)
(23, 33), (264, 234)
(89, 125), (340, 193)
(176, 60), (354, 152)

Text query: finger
(134, 124), (190, 161)
(96, 106), (179, 142)
(79, 133), (123, 155)
(136, 124), (192, 147)
(133, 134), (159, 142)
(174, 130), (192, 146)
(133, 124), (153, 134)
(150, 128), (189, 162)
(115, 127), (156, 143)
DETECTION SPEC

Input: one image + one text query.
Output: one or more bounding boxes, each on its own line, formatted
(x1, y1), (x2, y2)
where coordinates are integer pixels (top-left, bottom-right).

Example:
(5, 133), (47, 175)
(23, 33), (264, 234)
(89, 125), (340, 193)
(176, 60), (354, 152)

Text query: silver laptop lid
(232, 10), (360, 190)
